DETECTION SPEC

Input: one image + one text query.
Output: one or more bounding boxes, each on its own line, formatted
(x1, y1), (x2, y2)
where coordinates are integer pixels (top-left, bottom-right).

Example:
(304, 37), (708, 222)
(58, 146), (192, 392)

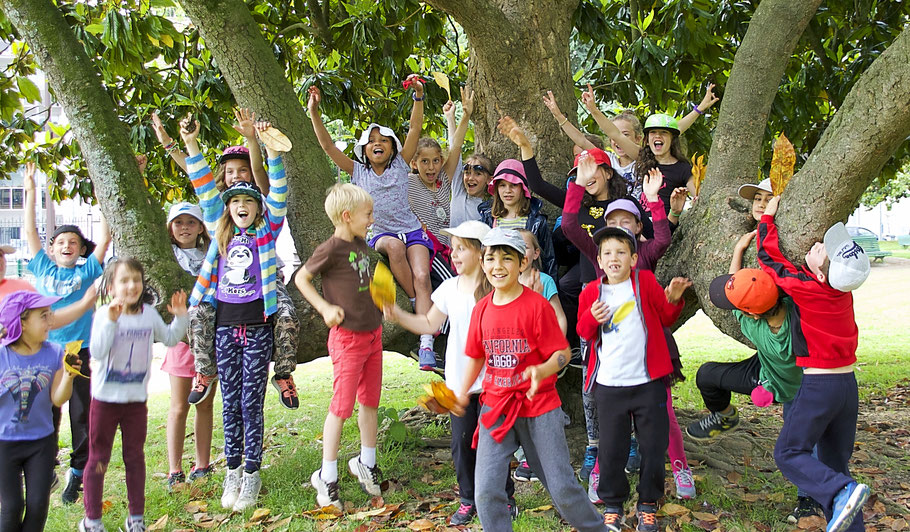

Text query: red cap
(568, 148), (612, 176)
(708, 269), (778, 315)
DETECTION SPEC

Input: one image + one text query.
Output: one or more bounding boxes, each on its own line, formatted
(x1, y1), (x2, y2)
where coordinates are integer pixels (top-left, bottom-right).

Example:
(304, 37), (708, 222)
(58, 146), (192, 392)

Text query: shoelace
(628, 444), (639, 458)
(456, 503), (473, 515)
(675, 467), (694, 488)
(698, 411), (724, 431)
(125, 519), (145, 532)
(639, 508), (656, 525)
(603, 512), (621, 524)
(239, 477), (258, 499)
(583, 451), (597, 468)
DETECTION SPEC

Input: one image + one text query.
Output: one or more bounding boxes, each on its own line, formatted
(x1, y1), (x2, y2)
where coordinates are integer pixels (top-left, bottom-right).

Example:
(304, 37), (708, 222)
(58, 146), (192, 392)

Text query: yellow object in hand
(370, 262), (396, 310)
(63, 340), (88, 378)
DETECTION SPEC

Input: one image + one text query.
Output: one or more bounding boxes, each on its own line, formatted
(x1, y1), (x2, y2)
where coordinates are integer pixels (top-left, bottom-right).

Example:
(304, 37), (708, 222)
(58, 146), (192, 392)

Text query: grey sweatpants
(475, 406), (608, 532)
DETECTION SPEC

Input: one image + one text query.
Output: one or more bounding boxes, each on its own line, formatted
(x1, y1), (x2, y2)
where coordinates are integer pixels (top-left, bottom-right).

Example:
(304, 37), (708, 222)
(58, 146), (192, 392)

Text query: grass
(878, 240), (910, 259)
(44, 261), (910, 531)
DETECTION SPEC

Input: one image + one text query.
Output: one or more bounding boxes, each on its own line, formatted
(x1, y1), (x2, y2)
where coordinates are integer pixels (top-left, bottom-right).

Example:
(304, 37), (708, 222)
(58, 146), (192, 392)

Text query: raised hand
(179, 113), (200, 144)
(168, 290), (188, 317)
(150, 112), (174, 146)
(405, 74), (424, 97)
(542, 90), (563, 118)
(698, 83), (720, 112)
(135, 155), (148, 174)
(665, 277), (693, 303)
(669, 187), (688, 213)
(764, 195), (781, 217)
(442, 100), (455, 122)
(497, 116), (529, 148)
(576, 152), (598, 185)
(108, 298), (124, 322)
(307, 86), (322, 114)
(232, 108), (257, 138)
(581, 83), (597, 112)
(642, 167), (664, 202)
(461, 86), (474, 117)
(23, 161), (36, 192)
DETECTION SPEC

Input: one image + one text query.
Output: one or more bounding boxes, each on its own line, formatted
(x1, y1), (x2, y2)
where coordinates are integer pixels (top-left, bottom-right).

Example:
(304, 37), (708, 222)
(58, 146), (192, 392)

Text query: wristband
(412, 93), (424, 102)
(670, 209), (683, 217)
(692, 103), (704, 115)
(163, 139), (176, 151)
(558, 116), (568, 127)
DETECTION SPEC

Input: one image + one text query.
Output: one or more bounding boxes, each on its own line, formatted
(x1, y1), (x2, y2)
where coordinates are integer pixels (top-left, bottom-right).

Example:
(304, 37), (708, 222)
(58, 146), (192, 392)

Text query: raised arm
(677, 83), (719, 134)
(151, 112), (188, 172)
(497, 115), (534, 161)
(23, 162), (42, 256)
(307, 86), (355, 175)
(258, 123), (288, 231)
(233, 108), (269, 195)
(729, 231), (757, 274)
(442, 87), (473, 179)
(543, 90), (595, 150)
(582, 84), (640, 158)
(400, 74), (425, 163)
(92, 214), (111, 265)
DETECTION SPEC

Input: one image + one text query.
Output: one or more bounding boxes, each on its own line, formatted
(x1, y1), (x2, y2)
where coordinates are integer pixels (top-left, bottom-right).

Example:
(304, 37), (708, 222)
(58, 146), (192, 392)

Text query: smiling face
(170, 214), (204, 249)
(611, 118), (642, 158)
(18, 306), (53, 345)
(483, 246), (525, 291)
(463, 158), (492, 198)
(648, 129), (674, 158)
(497, 180), (524, 210)
(751, 190), (774, 221)
(51, 232), (86, 267)
(596, 237), (636, 284)
(449, 236), (481, 276)
(605, 209), (642, 236)
(519, 232), (540, 262)
(577, 165), (611, 198)
(223, 159), (253, 188)
(365, 129), (394, 167)
(345, 200), (374, 240)
(228, 194), (260, 229)
(414, 147), (443, 187)
(111, 263), (145, 309)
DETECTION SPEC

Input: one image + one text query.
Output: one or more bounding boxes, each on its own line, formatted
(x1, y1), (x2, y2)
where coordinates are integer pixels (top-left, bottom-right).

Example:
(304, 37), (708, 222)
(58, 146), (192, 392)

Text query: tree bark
(1, 0), (190, 302)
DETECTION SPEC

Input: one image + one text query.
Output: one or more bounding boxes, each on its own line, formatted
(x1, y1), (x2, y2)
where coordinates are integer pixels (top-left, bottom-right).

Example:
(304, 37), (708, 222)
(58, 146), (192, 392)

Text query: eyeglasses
(463, 164), (491, 174)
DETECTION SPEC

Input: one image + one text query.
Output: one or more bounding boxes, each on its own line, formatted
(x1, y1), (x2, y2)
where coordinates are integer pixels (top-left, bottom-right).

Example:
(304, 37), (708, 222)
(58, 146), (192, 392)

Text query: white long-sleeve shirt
(89, 304), (188, 403)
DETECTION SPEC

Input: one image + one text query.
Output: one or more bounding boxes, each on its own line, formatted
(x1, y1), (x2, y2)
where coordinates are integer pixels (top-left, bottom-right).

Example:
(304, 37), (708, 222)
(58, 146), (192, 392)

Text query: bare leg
(406, 245), (432, 314)
(358, 405), (378, 448)
(167, 375), (192, 474)
(322, 413), (345, 462)
(194, 380), (217, 468)
(375, 236), (415, 298)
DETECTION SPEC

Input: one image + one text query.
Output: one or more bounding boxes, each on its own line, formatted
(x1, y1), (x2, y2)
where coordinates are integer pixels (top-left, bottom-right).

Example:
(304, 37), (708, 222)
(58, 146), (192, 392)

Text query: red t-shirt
(0, 278), (37, 302)
(465, 286), (568, 419)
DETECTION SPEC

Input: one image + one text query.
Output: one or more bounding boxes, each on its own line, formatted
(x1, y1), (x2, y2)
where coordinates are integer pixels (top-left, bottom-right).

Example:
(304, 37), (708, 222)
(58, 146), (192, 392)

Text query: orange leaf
(769, 133), (795, 196)
(690, 153), (707, 196)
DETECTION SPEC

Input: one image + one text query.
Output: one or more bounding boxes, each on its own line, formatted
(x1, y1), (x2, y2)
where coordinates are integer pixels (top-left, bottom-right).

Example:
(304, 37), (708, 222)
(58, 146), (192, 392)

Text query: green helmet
(643, 113), (680, 135)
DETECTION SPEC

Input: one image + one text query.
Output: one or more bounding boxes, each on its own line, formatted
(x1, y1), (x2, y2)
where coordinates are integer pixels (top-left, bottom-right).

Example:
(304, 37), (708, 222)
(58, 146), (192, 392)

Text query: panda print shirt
(215, 230), (266, 326)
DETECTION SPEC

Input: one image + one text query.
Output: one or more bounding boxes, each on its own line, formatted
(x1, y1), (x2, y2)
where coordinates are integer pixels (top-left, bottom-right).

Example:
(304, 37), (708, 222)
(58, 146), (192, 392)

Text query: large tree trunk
(1, 0), (190, 301)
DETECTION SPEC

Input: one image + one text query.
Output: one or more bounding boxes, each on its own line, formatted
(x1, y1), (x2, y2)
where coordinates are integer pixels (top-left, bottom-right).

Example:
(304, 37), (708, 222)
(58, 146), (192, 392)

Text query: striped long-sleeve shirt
(186, 152), (287, 318)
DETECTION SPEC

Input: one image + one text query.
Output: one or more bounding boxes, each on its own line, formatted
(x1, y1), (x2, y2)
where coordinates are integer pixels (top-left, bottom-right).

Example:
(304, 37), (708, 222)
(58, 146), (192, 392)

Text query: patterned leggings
(215, 325), (272, 472)
(190, 281), (299, 377)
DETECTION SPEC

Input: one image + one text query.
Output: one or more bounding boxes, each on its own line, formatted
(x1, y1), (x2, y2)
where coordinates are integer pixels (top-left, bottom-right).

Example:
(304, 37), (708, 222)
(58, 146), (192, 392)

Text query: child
(0, 291), (80, 532)
(23, 161), (111, 505)
(161, 202), (216, 489)
(577, 226), (690, 531)
(451, 153), (495, 227)
(738, 177), (774, 223)
(181, 119), (289, 511)
(456, 227), (607, 532)
(634, 114), (695, 215)
(307, 78), (439, 371)
(294, 183), (384, 510)
(516, 229), (567, 335)
(81, 258), (188, 532)
(385, 220), (518, 525)
(757, 196), (871, 532)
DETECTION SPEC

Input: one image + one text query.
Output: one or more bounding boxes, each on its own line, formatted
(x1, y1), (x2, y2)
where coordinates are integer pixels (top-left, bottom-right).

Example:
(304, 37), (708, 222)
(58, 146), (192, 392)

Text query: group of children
(0, 74), (871, 532)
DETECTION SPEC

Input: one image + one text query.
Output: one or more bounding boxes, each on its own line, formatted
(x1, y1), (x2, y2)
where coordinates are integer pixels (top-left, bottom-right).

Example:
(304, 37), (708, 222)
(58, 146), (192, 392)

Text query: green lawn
(878, 239), (910, 259)
(44, 261), (910, 531)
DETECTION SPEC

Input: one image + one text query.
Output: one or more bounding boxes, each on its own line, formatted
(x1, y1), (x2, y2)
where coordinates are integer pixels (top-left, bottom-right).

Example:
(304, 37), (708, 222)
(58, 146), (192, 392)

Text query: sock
(588, 440), (599, 448)
(85, 518), (102, 526)
(360, 446), (377, 468)
(419, 334), (434, 350)
(409, 297), (416, 311)
(129, 515), (144, 523)
(71, 468), (83, 478)
(321, 460), (337, 483)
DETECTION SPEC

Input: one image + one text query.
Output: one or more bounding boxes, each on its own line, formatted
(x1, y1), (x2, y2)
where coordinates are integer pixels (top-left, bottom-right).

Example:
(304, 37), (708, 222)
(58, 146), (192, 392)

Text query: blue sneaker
(418, 347), (437, 371)
(625, 436), (641, 474)
(827, 482), (869, 532)
(578, 445), (598, 482)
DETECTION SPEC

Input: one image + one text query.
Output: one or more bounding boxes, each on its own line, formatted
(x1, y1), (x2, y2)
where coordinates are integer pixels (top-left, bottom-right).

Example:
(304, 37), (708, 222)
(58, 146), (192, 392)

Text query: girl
(180, 118), (288, 512)
(308, 77), (439, 371)
(0, 291), (79, 532)
(81, 259), (188, 532)
(634, 113), (695, 215)
(738, 177), (774, 224)
(384, 220), (517, 525)
(516, 229), (567, 335)
(161, 202), (216, 490)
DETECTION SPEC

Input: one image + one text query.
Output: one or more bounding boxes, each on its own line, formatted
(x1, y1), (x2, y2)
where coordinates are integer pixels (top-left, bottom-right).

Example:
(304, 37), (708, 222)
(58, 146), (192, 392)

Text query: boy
(577, 226), (690, 532)
(23, 162), (111, 504)
(455, 227), (608, 532)
(295, 183), (383, 510)
(757, 195), (870, 532)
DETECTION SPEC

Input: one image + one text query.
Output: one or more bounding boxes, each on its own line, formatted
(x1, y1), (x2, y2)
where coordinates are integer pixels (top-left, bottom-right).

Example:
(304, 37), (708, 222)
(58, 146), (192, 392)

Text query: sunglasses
(463, 163), (491, 174)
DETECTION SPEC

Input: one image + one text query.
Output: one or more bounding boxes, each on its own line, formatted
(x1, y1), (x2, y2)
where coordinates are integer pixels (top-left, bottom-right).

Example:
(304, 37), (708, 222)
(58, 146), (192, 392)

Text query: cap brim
(218, 152), (251, 164)
(708, 274), (738, 310)
(738, 184), (759, 200)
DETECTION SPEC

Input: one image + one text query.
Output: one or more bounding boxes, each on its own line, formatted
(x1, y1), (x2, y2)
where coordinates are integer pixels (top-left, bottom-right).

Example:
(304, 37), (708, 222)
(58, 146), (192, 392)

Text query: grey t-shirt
(448, 157), (484, 227)
(352, 154), (422, 237)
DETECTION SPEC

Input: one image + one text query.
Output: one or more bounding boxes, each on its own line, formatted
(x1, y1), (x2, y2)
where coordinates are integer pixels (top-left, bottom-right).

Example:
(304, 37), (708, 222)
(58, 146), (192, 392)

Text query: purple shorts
(369, 228), (432, 251)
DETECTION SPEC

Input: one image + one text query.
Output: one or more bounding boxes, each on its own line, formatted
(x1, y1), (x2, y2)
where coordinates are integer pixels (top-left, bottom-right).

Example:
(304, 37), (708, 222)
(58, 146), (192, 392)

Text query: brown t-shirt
(304, 236), (382, 331)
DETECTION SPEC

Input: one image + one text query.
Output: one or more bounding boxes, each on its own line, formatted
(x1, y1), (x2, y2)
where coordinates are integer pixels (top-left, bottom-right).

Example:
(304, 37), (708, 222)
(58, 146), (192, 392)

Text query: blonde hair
(215, 201), (263, 255)
(325, 183), (373, 226)
(516, 228), (542, 270)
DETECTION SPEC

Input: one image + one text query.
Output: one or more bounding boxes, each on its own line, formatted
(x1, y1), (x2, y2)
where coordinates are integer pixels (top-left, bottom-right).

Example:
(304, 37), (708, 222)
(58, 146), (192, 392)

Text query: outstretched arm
(384, 304), (447, 336)
(677, 83), (719, 134)
(442, 87), (474, 179)
(151, 112), (188, 172)
(307, 86), (355, 175)
(234, 108), (269, 195)
(498, 115), (534, 161)
(92, 215), (111, 265)
(729, 231), (757, 274)
(23, 162), (42, 256)
(582, 84), (640, 158)
(543, 90), (594, 150)
(400, 74), (425, 163)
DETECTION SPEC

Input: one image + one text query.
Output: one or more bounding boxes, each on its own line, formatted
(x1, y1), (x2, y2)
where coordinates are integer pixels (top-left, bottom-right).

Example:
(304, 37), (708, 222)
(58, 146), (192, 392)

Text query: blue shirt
(0, 342), (62, 440)
(540, 272), (558, 301)
(28, 249), (103, 345)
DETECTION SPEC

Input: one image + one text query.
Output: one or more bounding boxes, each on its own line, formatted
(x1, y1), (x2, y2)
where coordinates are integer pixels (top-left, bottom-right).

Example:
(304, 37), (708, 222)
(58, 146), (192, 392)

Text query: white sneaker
(120, 516), (146, 532)
(310, 469), (342, 510)
(348, 456), (382, 496)
(79, 518), (107, 532)
(221, 466), (243, 509)
(233, 470), (262, 511)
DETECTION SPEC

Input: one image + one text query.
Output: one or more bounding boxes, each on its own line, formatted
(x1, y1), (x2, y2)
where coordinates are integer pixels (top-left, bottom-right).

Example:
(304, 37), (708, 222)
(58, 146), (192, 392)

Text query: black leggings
(0, 434), (57, 532)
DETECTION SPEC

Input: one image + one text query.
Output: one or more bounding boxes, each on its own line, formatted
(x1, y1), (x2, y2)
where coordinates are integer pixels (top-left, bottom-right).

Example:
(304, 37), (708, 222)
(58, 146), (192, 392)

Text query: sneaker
(587, 469), (602, 503)
(188, 372), (217, 405)
(450, 502), (476, 526)
(188, 465), (214, 481)
(220, 466), (243, 509)
(348, 456), (382, 496)
(788, 496), (824, 524)
(578, 445), (598, 482)
(508, 498), (519, 520)
(62, 469), (82, 504)
(310, 469), (341, 510)
(602, 507), (624, 532)
(673, 461), (696, 500)
(271, 375), (299, 409)
(686, 408), (739, 440)
(827, 482), (870, 532)
(418, 347), (437, 371)
(233, 470), (262, 511)
(636, 502), (659, 532)
(166, 471), (186, 492)
(512, 461), (539, 482)
(120, 517), (146, 532)
(625, 437), (641, 474)
(79, 518), (106, 532)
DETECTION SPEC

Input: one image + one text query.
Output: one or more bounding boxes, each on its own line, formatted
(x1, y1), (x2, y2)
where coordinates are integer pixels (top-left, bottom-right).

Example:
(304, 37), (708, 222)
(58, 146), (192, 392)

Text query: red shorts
(327, 325), (383, 418)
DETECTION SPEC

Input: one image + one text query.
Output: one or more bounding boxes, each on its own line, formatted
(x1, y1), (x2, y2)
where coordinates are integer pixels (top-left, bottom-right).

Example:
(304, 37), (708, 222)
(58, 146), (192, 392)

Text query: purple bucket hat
(0, 291), (61, 346)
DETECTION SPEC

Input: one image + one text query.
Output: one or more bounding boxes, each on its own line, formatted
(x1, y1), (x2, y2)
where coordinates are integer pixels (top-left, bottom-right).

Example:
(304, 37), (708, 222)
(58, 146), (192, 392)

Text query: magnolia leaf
(431, 71), (451, 99)
(16, 77), (41, 103)
(769, 133), (795, 196)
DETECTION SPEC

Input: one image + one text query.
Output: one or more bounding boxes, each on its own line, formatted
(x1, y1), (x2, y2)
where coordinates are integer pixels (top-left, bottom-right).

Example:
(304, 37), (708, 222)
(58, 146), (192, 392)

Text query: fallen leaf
(526, 504), (554, 512)
(347, 507), (386, 520)
(659, 503), (690, 517)
(767, 492), (785, 502)
(796, 515), (826, 530)
(147, 515), (168, 531)
(371, 496), (385, 508)
(264, 516), (293, 532)
(691, 511), (719, 523)
(185, 501), (207, 513)
(741, 493), (761, 503)
(101, 500), (113, 514)
(250, 508), (271, 522)
(408, 518), (436, 531)
(890, 518), (908, 531)
(726, 471), (742, 484)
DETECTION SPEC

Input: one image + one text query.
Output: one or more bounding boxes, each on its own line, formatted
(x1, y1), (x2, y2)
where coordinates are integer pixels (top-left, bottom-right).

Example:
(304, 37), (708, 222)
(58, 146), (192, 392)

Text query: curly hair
(580, 166), (629, 209)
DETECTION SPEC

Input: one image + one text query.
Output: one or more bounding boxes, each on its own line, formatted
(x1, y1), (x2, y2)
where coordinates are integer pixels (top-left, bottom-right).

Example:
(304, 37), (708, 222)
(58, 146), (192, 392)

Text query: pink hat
(218, 146), (250, 165)
(487, 159), (531, 198)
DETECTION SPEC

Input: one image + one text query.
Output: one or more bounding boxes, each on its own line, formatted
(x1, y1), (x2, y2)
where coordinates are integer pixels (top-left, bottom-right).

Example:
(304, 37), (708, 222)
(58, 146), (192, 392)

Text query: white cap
(481, 227), (526, 256)
(353, 124), (403, 163)
(441, 221), (491, 241)
(738, 178), (773, 200)
(167, 202), (204, 224)
(823, 222), (870, 292)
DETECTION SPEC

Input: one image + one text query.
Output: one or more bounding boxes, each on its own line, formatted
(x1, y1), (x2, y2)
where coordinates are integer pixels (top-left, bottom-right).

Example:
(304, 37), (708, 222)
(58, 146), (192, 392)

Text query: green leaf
(386, 421), (407, 443)
(84, 23), (104, 35)
(615, 47), (623, 64)
(572, 67), (585, 82)
(16, 77), (41, 103)
(641, 10), (655, 31)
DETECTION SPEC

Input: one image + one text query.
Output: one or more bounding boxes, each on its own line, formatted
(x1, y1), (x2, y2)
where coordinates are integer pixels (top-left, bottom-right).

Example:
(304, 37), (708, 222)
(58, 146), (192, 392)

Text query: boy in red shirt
(757, 196), (870, 532)
(456, 227), (608, 532)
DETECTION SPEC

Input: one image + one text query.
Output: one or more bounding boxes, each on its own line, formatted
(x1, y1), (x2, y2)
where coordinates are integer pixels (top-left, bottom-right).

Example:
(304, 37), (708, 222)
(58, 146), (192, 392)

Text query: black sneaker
(62, 469), (82, 504)
(636, 502), (659, 532)
(625, 437), (641, 474)
(271, 374), (299, 409)
(166, 471), (186, 492)
(602, 506), (624, 532)
(787, 496), (824, 524)
(508, 497), (519, 520)
(685, 408), (740, 440)
(512, 461), (539, 482)
(188, 464), (214, 481)
(450, 502), (476, 526)
(187, 372), (217, 405)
